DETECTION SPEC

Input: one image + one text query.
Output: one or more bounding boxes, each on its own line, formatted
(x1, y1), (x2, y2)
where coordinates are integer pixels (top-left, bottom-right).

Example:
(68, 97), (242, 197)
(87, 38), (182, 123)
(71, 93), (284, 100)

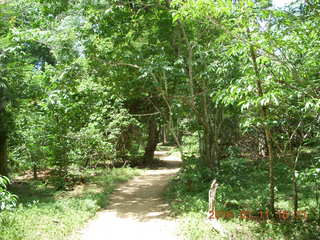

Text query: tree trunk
(293, 146), (301, 218)
(116, 127), (132, 160)
(33, 163), (38, 180)
(199, 83), (217, 168)
(265, 126), (275, 215)
(0, 132), (8, 176)
(258, 131), (267, 157)
(200, 126), (218, 168)
(162, 124), (168, 144)
(199, 106), (227, 169)
(143, 118), (159, 164)
(248, 30), (275, 215)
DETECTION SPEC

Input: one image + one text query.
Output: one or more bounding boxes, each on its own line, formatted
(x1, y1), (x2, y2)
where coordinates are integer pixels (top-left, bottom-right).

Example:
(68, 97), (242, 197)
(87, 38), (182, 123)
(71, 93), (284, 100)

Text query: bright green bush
(0, 176), (17, 211)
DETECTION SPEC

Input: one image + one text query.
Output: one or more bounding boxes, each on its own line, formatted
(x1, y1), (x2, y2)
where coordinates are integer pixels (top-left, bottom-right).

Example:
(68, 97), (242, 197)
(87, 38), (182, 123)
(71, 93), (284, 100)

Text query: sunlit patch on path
(78, 151), (182, 240)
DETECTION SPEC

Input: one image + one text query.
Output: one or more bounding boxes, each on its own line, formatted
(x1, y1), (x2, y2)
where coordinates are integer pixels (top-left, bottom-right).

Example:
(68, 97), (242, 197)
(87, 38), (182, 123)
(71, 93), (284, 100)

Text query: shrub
(0, 176), (17, 211)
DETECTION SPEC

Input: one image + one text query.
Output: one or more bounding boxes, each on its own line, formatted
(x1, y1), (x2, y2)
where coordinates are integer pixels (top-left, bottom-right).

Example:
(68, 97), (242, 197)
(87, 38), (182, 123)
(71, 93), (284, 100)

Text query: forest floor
(75, 150), (183, 240)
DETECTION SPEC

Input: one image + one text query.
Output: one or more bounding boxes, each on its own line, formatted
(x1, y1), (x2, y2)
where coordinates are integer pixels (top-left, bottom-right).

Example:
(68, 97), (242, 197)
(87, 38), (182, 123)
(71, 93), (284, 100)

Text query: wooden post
(208, 179), (218, 219)
(208, 179), (228, 236)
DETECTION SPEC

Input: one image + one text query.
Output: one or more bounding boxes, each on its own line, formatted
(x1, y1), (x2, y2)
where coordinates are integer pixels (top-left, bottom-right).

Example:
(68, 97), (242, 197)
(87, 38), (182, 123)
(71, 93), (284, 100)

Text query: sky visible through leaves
(273, 0), (295, 8)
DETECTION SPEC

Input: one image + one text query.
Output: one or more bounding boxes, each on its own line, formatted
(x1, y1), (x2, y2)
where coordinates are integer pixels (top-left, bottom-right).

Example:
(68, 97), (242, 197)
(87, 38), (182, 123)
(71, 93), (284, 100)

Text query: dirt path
(78, 151), (182, 240)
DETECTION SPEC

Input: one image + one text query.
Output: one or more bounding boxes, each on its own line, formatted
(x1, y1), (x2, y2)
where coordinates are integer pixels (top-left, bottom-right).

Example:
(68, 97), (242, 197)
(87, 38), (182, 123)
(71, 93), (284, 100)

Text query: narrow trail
(78, 151), (182, 240)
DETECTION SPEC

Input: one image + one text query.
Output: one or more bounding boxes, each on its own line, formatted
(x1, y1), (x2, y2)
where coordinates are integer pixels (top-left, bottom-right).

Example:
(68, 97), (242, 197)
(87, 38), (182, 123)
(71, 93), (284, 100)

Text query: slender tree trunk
(293, 146), (301, 218)
(199, 74), (215, 168)
(162, 124), (168, 144)
(258, 131), (267, 157)
(149, 72), (184, 159)
(33, 162), (38, 180)
(265, 127), (275, 215)
(179, 22), (228, 169)
(293, 171), (298, 218)
(143, 118), (160, 164)
(0, 132), (8, 176)
(248, 35), (276, 216)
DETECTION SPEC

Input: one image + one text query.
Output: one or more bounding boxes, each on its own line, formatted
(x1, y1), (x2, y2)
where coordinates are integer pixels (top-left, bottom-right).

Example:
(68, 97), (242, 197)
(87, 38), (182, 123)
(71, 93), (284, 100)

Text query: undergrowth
(0, 167), (140, 240)
(165, 154), (320, 240)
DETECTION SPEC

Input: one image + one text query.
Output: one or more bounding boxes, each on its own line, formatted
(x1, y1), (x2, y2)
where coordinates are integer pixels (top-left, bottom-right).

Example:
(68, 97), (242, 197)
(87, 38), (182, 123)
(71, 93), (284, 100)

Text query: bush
(0, 176), (17, 211)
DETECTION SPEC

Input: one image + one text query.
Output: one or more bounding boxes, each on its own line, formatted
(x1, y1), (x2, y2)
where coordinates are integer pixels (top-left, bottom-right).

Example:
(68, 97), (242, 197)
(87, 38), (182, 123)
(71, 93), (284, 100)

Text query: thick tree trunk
(199, 106), (227, 169)
(200, 126), (219, 168)
(0, 132), (8, 176)
(143, 118), (159, 164)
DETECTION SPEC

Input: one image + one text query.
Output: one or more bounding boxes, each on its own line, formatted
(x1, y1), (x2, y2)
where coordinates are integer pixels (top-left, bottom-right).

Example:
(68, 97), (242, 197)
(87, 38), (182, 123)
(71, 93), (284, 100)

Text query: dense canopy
(0, 0), (319, 239)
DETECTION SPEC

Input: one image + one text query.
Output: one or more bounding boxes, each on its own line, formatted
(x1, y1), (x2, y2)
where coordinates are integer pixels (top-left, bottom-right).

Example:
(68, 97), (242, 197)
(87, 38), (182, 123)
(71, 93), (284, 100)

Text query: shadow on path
(78, 151), (182, 240)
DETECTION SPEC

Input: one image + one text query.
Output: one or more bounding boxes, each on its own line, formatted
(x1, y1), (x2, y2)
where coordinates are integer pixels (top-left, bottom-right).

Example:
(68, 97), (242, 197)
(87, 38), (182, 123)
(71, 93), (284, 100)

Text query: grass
(0, 167), (141, 240)
(165, 154), (320, 240)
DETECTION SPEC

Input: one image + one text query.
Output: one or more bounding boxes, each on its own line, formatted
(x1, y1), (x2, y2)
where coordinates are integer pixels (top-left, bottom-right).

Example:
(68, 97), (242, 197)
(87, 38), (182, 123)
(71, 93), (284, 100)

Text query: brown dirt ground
(76, 151), (183, 240)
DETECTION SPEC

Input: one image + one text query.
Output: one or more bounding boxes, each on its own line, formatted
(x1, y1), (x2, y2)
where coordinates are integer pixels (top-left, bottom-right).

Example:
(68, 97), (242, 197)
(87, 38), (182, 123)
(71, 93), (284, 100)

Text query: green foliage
(0, 214), (24, 240)
(182, 133), (199, 156)
(167, 155), (320, 239)
(1, 0), (320, 238)
(298, 155), (320, 216)
(0, 167), (140, 240)
(0, 176), (17, 211)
